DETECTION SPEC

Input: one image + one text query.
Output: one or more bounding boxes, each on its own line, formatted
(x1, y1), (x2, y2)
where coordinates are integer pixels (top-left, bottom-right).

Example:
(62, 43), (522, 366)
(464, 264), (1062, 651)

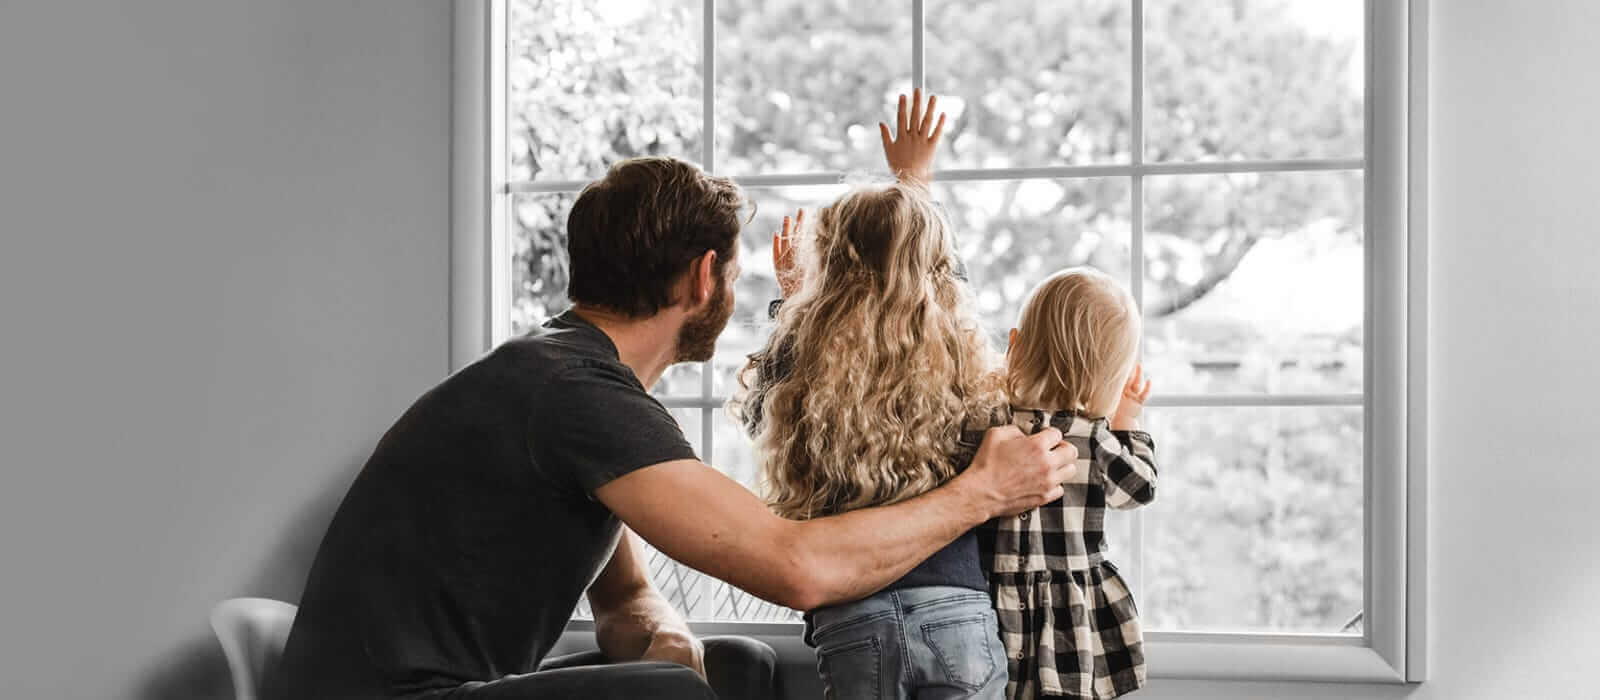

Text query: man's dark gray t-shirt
(267, 310), (697, 699)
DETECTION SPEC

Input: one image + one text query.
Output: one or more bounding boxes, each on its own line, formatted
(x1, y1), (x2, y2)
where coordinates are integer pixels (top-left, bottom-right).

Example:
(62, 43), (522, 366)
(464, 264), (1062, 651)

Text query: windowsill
(563, 620), (1406, 684)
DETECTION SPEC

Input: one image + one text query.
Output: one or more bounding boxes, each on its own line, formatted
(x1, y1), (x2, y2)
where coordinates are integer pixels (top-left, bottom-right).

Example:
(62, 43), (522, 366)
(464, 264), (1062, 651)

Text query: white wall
(3, 1), (1598, 699)
(1135, 1), (1600, 698)
(0, 2), (451, 699)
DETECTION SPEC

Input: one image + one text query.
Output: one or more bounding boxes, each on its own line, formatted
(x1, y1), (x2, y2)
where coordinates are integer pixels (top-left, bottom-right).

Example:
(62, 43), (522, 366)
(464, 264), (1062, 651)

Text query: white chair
(210, 597), (298, 700)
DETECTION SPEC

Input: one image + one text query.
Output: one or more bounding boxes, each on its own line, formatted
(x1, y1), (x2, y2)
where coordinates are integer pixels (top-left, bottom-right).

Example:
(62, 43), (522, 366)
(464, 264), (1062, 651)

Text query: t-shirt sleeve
(528, 362), (699, 494)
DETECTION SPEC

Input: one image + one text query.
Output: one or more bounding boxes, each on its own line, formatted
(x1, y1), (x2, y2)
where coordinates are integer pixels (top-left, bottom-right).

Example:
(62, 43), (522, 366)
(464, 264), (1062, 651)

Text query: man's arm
(594, 425), (1075, 611)
(586, 528), (704, 676)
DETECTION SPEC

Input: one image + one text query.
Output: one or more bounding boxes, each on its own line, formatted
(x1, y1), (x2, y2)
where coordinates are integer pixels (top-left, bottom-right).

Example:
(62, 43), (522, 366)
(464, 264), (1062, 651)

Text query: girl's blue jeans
(807, 586), (1008, 700)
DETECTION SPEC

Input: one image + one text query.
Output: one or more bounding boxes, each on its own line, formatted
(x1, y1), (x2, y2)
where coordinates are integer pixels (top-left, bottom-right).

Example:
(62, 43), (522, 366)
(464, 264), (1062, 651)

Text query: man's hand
(588, 530), (705, 677)
(951, 425), (1078, 518)
(773, 209), (804, 298)
(1111, 364), (1152, 431)
(879, 88), (947, 185)
(641, 630), (706, 680)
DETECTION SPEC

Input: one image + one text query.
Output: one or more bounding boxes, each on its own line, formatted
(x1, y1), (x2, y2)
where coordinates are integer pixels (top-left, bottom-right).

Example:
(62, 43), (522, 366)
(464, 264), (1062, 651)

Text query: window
(455, 0), (1426, 682)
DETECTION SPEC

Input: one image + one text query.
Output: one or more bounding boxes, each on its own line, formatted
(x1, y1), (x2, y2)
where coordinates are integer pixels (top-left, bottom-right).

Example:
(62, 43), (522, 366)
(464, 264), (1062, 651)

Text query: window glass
(1142, 405), (1364, 633)
(507, 0), (703, 182)
(504, 0), (1371, 629)
(1144, 0), (1364, 162)
(926, 0), (1132, 167)
(716, 1), (911, 175)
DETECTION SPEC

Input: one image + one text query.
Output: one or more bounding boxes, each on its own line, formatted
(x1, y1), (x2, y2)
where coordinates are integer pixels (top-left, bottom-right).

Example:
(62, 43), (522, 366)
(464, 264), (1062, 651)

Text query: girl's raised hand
(879, 88), (947, 186)
(773, 209), (804, 298)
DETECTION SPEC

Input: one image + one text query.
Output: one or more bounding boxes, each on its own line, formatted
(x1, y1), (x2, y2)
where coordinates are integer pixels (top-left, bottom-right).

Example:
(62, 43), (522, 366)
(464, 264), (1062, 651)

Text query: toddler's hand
(1111, 364), (1152, 431)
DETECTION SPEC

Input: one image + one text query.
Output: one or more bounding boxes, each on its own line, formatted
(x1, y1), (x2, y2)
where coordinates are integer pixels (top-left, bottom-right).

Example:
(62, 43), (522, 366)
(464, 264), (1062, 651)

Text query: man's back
(267, 312), (697, 698)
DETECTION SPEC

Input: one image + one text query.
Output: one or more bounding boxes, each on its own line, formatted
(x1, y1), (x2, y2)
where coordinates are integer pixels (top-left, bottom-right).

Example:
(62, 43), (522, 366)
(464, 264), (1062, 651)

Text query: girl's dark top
(739, 338), (988, 602)
(265, 310), (698, 699)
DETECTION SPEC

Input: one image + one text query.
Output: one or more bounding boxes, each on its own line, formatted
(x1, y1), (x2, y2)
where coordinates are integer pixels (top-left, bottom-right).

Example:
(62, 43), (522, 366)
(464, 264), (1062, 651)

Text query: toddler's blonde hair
(1007, 267), (1141, 417)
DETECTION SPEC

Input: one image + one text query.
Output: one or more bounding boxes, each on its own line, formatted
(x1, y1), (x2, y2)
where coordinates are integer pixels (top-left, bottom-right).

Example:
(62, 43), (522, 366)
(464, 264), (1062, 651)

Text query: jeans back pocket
(921, 613), (1001, 692)
(817, 636), (881, 700)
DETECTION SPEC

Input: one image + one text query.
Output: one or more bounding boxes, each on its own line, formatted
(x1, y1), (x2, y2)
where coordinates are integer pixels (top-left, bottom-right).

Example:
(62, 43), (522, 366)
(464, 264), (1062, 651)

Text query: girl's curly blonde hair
(732, 183), (1003, 520)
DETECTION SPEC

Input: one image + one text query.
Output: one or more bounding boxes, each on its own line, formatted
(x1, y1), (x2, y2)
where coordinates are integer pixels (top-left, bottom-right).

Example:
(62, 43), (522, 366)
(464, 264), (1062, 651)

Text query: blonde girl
(986, 267), (1159, 700)
(733, 91), (1011, 699)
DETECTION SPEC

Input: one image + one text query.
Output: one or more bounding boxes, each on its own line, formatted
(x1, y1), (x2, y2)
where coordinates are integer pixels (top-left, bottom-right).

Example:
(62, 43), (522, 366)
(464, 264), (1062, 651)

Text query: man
(268, 93), (1076, 699)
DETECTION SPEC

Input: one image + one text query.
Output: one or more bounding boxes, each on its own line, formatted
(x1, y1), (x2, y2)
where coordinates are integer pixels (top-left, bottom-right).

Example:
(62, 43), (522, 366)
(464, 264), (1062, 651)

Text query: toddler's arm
(1092, 425), (1158, 509)
(1100, 365), (1157, 508)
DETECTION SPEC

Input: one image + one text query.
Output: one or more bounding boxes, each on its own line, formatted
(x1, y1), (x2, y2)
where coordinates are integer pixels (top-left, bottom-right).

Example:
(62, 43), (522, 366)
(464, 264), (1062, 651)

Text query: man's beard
(673, 278), (734, 363)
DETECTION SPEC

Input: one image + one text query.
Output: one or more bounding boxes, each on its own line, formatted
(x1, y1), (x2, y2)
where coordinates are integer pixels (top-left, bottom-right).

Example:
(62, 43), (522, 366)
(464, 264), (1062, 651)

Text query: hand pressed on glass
(879, 88), (948, 186)
(1112, 364), (1154, 431)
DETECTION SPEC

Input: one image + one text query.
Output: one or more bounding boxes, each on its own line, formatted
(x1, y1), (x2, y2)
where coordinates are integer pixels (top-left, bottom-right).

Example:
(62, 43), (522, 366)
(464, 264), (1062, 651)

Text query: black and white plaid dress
(964, 408), (1158, 700)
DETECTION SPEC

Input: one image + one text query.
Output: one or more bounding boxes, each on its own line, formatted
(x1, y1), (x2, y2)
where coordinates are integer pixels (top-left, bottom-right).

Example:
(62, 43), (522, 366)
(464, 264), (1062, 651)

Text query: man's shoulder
(479, 325), (624, 379)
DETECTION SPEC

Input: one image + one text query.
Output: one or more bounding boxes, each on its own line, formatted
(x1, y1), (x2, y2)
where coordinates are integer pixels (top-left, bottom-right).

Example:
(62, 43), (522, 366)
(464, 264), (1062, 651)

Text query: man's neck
(571, 305), (680, 390)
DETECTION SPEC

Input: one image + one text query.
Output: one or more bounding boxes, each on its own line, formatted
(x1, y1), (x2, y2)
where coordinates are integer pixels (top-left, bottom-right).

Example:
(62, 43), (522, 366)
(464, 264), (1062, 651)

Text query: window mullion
(912, 0), (925, 90)
(1127, 0), (1148, 605)
(506, 159), (1366, 193)
(702, 0), (716, 173)
(700, 0), (717, 462)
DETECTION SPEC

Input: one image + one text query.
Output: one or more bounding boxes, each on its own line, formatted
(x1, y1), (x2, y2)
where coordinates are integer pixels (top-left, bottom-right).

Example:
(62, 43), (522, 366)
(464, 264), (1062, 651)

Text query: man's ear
(687, 250), (719, 306)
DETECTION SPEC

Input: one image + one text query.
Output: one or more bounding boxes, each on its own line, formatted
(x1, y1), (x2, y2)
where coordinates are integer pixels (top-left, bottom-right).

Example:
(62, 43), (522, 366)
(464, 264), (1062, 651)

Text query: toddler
(979, 267), (1159, 699)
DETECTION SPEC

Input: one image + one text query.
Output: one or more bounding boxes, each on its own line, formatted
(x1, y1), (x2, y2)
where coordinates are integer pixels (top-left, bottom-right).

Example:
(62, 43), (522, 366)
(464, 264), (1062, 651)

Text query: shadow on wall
(131, 463), (361, 700)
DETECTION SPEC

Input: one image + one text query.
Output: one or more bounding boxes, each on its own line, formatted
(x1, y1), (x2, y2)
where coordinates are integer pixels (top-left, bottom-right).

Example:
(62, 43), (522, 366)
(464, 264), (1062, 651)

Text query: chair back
(210, 597), (297, 700)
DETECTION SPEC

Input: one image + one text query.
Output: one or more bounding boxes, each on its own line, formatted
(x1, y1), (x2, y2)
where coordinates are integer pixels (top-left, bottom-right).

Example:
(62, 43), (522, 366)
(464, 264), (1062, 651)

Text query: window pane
(574, 538), (802, 622)
(633, 539), (804, 622)
(713, 184), (849, 397)
(712, 406), (761, 493)
(937, 179), (1132, 346)
(926, 0), (1131, 168)
(507, 0), (703, 182)
(654, 363), (704, 398)
(1142, 171), (1363, 395)
(1142, 405), (1364, 633)
(716, 1), (911, 175)
(511, 192), (576, 336)
(1144, 0), (1363, 162)
(670, 407), (704, 457)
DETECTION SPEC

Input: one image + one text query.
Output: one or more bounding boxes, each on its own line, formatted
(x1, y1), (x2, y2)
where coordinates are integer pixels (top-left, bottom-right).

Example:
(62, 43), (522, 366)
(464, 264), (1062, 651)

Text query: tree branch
(1148, 231), (1259, 318)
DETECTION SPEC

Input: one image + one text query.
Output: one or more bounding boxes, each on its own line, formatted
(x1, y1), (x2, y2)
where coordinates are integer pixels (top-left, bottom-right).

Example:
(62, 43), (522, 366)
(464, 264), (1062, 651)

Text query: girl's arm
(732, 212), (805, 438)
(1100, 365), (1158, 508)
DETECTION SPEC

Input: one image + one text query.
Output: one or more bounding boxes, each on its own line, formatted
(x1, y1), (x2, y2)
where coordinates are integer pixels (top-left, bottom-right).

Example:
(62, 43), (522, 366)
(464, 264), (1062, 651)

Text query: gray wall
(0, 2), (450, 699)
(2, 1), (1598, 699)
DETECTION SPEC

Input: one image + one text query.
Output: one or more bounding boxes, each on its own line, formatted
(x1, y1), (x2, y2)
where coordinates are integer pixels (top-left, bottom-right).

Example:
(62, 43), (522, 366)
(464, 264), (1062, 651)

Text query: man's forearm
(593, 588), (692, 661)
(784, 474), (994, 609)
(597, 427), (1068, 615)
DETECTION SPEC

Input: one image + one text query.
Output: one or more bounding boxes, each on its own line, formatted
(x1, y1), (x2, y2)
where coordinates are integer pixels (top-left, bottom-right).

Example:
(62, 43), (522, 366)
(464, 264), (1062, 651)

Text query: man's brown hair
(565, 157), (746, 317)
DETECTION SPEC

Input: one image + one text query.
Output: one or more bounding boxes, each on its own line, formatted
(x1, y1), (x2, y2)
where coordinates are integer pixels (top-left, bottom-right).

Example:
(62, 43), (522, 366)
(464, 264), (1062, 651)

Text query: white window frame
(451, 0), (1429, 683)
